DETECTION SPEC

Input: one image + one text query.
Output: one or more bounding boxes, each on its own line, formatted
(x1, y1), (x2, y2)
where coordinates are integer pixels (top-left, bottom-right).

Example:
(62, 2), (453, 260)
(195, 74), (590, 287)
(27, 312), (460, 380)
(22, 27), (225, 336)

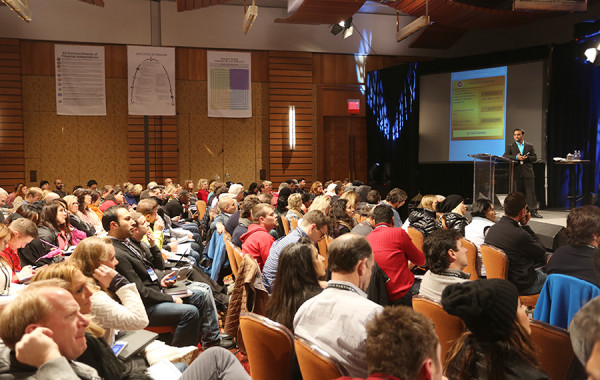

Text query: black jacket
(504, 141), (537, 179)
(438, 212), (469, 237)
(484, 216), (546, 292)
(408, 208), (438, 237)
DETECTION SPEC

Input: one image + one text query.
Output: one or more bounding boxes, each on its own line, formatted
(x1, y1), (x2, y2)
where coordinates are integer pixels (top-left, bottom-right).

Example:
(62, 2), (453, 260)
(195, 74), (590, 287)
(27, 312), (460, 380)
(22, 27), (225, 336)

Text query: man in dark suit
(503, 128), (542, 218)
(103, 205), (230, 348)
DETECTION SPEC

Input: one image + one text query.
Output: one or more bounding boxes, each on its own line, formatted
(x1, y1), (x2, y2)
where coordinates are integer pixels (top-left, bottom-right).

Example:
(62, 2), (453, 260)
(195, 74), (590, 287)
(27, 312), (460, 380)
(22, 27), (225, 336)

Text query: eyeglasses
(317, 228), (327, 240)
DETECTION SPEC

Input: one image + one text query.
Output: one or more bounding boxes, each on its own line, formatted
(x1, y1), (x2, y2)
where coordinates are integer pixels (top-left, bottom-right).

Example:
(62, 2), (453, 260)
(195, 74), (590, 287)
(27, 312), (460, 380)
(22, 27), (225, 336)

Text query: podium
(469, 153), (514, 208)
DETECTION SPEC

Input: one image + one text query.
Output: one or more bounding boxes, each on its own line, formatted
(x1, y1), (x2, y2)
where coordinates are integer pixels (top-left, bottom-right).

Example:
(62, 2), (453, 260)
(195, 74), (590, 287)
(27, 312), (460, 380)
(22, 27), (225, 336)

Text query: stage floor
(495, 208), (569, 228)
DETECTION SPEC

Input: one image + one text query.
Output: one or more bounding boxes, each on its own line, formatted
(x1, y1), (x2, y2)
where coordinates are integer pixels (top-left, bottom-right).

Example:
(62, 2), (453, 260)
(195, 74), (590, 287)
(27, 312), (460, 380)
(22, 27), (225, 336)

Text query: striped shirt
(262, 227), (308, 293)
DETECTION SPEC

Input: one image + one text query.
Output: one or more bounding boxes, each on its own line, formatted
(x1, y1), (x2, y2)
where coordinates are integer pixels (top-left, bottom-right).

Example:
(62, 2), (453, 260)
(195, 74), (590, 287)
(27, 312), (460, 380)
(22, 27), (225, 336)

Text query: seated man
(0, 285), (97, 378)
(231, 195), (261, 247)
(484, 191), (548, 295)
(351, 204), (375, 237)
(418, 229), (470, 303)
(240, 203), (277, 270)
(337, 306), (445, 380)
(366, 205), (425, 306)
(1, 218), (38, 283)
(546, 205), (600, 287)
(262, 210), (328, 293)
(380, 188), (407, 227)
(570, 296), (600, 380)
(294, 234), (383, 378)
(104, 205), (230, 349)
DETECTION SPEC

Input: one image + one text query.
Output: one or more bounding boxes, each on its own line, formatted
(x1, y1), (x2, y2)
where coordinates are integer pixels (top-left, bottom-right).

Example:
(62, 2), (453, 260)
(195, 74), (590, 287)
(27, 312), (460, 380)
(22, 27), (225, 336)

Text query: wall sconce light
(288, 105), (296, 150)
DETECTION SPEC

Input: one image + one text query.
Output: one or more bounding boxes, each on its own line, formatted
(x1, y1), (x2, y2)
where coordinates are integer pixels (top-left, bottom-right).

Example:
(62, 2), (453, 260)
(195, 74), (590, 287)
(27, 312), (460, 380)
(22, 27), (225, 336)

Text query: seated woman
(64, 195), (95, 237)
(308, 194), (331, 215)
(0, 224), (13, 295)
(75, 188), (103, 232)
(442, 279), (549, 380)
(546, 205), (600, 287)
(10, 184), (28, 211)
(329, 198), (356, 238)
(437, 194), (469, 236)
(99, 186), (126, 212)
(285, 193), (304, 223)
(19, 199), (83, 266)
(89, 190), (104, 220)
(340, 190), (360, 218)
(309, 181), (324, 201)
(465, 198), (497, 277)
(265, 238), (326, 331)
(405, 194), (439, 237)
(196, 178), (209, 203)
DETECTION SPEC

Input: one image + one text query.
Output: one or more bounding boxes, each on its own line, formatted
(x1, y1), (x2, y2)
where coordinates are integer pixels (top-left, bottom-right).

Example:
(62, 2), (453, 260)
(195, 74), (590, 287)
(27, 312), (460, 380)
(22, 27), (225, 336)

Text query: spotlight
(585, 48), (597, 63)
(331, 24), (344, 36)
(343, 26), (354, 39)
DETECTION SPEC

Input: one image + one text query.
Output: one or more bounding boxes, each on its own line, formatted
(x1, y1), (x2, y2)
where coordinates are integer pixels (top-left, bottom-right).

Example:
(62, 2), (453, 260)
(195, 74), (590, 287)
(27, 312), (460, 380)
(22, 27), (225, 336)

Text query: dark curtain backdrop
(366, 63), (420, 204)
(547, 42), (600, 208)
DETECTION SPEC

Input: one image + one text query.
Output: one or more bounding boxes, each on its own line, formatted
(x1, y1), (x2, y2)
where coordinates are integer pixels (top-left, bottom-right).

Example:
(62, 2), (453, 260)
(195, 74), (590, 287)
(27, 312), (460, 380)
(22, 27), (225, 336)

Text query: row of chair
(239, 312), (345, 380)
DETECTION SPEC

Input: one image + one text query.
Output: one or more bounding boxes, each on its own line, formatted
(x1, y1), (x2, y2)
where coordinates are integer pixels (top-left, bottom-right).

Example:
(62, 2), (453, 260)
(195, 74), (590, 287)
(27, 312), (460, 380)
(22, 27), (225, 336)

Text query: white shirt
(418, 269), (470, 303)
(464, 216), (495, 276)
(293, 280), (383, 378)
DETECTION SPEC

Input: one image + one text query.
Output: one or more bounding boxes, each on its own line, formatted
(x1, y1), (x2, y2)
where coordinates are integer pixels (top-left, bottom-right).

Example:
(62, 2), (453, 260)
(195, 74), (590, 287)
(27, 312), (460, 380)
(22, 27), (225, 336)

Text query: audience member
(64, 195), (95, 237)
(285, 193), (304, 222)
(351, 204), (375, 237)
(546, 205), (600, 287)
(485, 192), (547, 295)
(570, 295), (600, 380)
(53, 178), (66, 198)
(263, 210), (328, 293)
(419, 229), (470, 303)
(266, 239), (325, 331)
(380, 188), (407, 227)
(437, 194), (468, 236)
(337, 305), (446, 380)
(464, 198), (496, 277)
(366, 205), (425, 306)
(39, 180), (50, 191)
(240, 203), (277, 270)
(330, 198), (356, 238)
(308, 194), (331, 215)
(309, 181), (324, 200)
(86, 179), (98, 191)
(442, 279), (548, 380)
(99, 187), (125, 212)
(1, 218), (37, 283)
(231, 195), (261, 247)
(406, 194), (439, 237)
(294, 234), (383, 378)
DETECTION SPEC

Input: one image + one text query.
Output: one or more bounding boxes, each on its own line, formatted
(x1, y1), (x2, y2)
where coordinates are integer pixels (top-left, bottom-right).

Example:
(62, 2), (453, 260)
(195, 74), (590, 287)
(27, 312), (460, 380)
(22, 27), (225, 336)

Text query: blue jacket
(533, 273), (600, 329)
(203, 232), (228, 281)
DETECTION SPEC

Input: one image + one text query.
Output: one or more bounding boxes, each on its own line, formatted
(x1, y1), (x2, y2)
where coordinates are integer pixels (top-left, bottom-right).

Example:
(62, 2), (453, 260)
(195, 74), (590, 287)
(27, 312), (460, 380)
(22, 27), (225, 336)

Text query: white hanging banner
(207, 51), (252, 118)
(127, 46), (176, 116)
(55, 44), (106, 116)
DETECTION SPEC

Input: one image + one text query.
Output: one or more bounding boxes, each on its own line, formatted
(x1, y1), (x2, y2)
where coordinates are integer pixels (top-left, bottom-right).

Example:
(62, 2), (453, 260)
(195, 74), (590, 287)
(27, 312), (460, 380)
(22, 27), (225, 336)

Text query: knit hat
(437, 194), (464, 213)
(441, 279), (519, 342)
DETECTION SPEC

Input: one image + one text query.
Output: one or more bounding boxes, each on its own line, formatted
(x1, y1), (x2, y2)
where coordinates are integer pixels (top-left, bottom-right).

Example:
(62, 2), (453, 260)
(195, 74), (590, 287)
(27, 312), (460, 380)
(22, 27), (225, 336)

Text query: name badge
(147, 268), (158, 282)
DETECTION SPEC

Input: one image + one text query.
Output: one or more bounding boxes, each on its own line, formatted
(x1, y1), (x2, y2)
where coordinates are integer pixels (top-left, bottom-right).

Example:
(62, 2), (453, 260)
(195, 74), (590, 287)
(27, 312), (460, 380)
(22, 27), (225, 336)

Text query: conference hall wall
(0, 38), (412, 190)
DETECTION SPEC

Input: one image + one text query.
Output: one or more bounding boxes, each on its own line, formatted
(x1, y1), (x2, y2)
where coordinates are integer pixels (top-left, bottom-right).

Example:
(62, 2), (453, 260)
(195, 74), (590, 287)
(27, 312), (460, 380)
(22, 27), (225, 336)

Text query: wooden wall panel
(127, 116), (179, 185)
(268, 51), (313, 185)
(0, 38), (25, 189)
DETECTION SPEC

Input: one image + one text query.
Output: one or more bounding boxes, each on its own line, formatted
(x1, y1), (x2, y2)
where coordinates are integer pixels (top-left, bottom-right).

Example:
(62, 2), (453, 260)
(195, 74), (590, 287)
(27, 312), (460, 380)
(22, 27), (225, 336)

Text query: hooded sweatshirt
(240, 224), (275, 269)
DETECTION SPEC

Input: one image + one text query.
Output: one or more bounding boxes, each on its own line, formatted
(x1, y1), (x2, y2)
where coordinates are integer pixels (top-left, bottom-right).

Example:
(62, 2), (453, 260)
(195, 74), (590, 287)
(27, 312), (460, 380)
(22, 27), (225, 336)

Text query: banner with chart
(207, 51), (252, 118)
(55, 44), (106, 116)
(127, 46), (176, 116)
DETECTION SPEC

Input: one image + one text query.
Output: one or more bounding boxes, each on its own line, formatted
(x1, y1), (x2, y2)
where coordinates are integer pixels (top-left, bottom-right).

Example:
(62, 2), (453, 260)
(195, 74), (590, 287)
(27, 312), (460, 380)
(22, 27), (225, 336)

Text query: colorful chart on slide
(451, 76), (505, 140)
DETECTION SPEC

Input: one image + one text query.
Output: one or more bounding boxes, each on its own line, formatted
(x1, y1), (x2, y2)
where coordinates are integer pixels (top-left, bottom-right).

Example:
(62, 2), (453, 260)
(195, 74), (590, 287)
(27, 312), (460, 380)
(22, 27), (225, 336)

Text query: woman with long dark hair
(442, 279), (548, 380)
(265, 238), (326, 331)
(329, 198), (356, 238)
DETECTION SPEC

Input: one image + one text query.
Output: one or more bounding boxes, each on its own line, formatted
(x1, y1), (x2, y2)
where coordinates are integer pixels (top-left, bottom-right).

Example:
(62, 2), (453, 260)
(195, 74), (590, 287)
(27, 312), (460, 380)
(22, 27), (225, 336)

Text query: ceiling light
(331, 24), (344, 36)
(2, 0), (31, 22)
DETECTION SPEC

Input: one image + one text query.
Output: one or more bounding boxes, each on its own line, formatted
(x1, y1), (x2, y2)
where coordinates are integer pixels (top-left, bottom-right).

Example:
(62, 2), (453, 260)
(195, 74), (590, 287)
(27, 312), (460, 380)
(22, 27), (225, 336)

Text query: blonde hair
(419, 194), (438, 212)
(287, 193), (302, 212)
(197, 178), (208, 190)
(30, 263), (104, 338)
(308, 195), (331, 214)
(341, 190), (360, 208)
(63, 195), (78, 213)
(69, 237), (114, 280)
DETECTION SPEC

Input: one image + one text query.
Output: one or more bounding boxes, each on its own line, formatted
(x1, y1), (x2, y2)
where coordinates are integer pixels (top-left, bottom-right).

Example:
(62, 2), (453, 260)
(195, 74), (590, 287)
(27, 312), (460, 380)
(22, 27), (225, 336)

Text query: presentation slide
(418, 61), (545, 163)
(449, 67), (507, 161)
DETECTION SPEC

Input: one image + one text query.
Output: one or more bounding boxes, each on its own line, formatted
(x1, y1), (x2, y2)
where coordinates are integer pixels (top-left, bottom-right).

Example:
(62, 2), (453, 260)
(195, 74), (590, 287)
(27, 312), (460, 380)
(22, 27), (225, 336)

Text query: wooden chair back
(461, 238), (479, 280)
(294, 335), (345, 380)
(317, 235), (331, 270)
(239, 313), (295, 380)
(529, 320), (575, 380)
(407, 227), (425, 252)
(480, 244), (539, 307)
(413, 295), (464, 363)
(196, 200), (207, 221)
(290, 218), (298, 231)
(223, 234), (239, 278)
(281, 216), (290, 235)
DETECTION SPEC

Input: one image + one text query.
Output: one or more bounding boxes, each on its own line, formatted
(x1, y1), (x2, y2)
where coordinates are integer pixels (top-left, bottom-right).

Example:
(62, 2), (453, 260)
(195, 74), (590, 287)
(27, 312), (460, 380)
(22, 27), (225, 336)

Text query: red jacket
(366, 223), (425, 301)
(1, 246), (21, 283)
(240, 224), (275, 270)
